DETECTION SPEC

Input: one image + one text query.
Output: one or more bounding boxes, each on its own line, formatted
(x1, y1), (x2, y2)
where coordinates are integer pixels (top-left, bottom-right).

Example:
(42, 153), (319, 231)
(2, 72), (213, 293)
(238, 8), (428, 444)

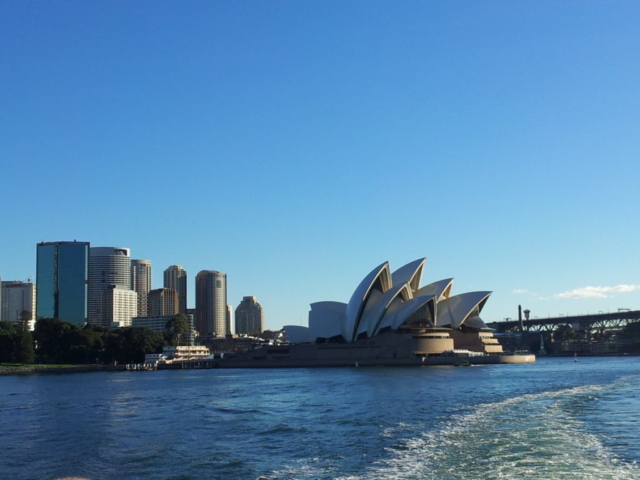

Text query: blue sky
(2, 1), (639, 330)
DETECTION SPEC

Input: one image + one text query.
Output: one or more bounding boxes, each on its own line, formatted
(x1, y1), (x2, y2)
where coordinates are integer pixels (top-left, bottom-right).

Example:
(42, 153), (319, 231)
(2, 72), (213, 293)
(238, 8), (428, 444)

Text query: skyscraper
(195, 270), (227, 336)
(235, 296), (265, 335)
(147, 288), (178, 317)
(1, 281), (36, 327)
(131, 259), (152, 317)
(88, 247), (131, 327)
(36, 241), (89, 325)
(102, 284), (137, 328)
(164, 265), (187, 314)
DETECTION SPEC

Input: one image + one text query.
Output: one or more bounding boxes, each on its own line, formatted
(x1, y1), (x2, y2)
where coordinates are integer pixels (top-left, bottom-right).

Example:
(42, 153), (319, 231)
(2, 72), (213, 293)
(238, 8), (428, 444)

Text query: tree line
(0, 314), (190, 365)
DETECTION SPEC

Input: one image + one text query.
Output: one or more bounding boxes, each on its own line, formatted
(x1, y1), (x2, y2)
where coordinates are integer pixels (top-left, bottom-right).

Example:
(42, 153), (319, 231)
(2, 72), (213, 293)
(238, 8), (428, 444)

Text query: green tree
(621, 321), (640, 349)
(0, 321), (34, 364)
(34, 318), (74, 363)
(20, 310), (31, 329)
(15, 327), (35, 364)
(0, 321), (18, 362)
(165, 313), (189, 346)
(553, 324), (577, 343)
(63, 326), (105, 364)
(103, 327), (164, 364)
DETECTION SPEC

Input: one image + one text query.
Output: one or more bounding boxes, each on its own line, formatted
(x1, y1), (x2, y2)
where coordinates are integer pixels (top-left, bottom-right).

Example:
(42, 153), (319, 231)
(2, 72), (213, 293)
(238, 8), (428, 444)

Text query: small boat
(454, 361), (471, 367)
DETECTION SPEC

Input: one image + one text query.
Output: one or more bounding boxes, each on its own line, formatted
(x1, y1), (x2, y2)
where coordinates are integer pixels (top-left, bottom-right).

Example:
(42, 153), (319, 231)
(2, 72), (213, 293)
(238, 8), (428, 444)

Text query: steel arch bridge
(487, 310), (640, 334)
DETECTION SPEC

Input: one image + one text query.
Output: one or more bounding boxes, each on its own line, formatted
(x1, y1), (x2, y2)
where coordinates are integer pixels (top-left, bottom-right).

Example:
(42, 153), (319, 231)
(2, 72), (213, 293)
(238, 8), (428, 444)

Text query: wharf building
(164, 265), (187, 314)
(131, 259), (152, 317)
(1, 281), (36, 329)
(195, 270), (228, 336)
(148, 288), (178, 317)
(235, 296), (264, 335)
(147, 345), (210, 364)
(36, 241), (89, 325)
(88, 247), (131, 328)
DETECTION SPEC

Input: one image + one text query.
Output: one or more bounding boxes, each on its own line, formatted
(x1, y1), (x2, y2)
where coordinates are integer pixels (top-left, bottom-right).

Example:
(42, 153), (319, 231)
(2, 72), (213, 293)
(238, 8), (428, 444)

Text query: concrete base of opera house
(212, 355), (535, 369)
(211, 330), (536, 368)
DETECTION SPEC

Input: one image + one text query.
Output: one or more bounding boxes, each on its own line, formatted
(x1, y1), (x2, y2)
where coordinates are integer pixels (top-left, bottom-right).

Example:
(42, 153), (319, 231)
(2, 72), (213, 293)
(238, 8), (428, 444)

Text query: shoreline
(0, 365), (126, 375)
(2, 353), (636, 375)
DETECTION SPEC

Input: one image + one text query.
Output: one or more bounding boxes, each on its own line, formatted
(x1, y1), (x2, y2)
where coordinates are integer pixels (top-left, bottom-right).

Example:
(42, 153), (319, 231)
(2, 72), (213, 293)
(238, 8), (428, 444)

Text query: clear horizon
(2, 1), (639, 330)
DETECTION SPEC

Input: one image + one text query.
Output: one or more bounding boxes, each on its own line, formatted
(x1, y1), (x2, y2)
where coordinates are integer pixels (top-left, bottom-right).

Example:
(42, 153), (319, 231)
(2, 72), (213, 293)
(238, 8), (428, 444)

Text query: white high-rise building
(103, 284), (138, 328)
(164, 265), (187, 314)
(131, 259), (152, 317)
(89, 247), (131, 327)
(1, 281), (36, 328)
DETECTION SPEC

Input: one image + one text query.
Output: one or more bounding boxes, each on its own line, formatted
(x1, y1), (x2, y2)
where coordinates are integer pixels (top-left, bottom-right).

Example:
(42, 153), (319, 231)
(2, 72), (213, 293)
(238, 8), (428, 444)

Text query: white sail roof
(435, 291), (491, 329)
(344, 262), (391, 342)
(391, 258), (426, 293)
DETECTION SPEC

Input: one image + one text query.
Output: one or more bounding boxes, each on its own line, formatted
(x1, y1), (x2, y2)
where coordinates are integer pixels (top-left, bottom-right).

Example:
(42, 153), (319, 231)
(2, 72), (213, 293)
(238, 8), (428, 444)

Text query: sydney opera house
(223, 258), (534, 367)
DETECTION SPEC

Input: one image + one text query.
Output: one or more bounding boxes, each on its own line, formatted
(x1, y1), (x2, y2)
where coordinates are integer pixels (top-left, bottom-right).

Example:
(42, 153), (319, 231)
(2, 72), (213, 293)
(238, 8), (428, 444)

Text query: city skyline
(2, 2), (640, 330)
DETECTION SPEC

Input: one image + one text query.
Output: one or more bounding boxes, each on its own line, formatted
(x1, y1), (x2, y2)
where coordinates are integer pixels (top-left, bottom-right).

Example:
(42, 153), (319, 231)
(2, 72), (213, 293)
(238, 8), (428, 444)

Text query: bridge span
(487, 310), (640, 334)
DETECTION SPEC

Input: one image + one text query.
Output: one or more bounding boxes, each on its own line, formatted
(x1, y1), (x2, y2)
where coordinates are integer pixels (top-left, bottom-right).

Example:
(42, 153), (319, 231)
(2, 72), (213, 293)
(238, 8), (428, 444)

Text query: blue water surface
(1, 357), (639, 480)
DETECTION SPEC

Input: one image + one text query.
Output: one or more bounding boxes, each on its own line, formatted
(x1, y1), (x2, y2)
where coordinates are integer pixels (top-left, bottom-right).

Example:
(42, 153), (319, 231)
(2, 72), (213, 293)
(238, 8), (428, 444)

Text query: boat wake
(339, 379), (640, 480)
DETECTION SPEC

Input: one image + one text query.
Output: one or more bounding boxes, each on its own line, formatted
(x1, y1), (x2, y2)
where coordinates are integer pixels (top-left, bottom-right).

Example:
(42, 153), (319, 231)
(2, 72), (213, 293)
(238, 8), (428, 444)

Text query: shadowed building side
(235, 296), (265, 335)
(195, 270), (227, 337)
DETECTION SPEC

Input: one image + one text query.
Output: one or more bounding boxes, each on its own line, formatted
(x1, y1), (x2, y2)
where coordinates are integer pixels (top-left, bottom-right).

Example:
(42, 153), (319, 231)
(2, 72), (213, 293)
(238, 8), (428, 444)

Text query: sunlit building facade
(131, 259), (152, 318)
(148, 288), (178, 317)
(164, 265), (187, 314)
(103, 284), (137, 328)
(1, 281), (36, 328)
(88, 247), (131, 327)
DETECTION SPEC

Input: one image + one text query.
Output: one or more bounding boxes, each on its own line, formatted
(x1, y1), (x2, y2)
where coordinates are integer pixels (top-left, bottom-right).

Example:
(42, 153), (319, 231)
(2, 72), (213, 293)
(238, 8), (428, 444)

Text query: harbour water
(1, 357), (639, 480)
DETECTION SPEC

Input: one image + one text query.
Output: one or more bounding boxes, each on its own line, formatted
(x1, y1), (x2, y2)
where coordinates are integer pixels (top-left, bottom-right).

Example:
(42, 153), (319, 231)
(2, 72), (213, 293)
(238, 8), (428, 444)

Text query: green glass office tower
(36, 241), (90, 325)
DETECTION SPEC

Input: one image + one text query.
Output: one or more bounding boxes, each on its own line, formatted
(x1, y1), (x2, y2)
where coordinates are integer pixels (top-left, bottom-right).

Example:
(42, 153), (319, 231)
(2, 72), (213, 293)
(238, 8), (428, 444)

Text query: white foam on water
(259, 457), (329, 480)
(339, 380), (640, 480)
